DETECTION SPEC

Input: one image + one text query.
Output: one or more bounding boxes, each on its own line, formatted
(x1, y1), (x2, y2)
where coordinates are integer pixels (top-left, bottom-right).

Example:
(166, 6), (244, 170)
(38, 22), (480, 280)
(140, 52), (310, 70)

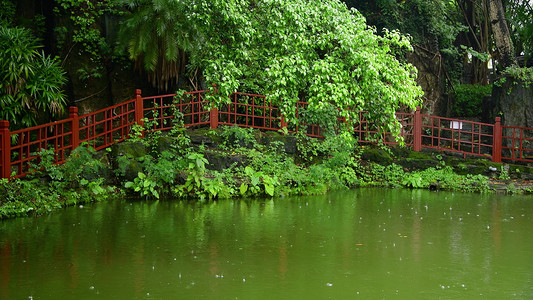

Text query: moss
(111, 141), (146, 158)
(395, 158), (438, 171)
(203, 149), (248, 171)
(407, 150), (433, 160)
(361, 148), (393, 165)
(189, 128), (221, 147)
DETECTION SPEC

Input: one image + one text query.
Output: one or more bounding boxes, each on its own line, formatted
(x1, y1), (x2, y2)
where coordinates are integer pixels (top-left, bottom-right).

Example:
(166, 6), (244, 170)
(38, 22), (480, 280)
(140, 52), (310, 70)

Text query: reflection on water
(1, 189), (532, 299)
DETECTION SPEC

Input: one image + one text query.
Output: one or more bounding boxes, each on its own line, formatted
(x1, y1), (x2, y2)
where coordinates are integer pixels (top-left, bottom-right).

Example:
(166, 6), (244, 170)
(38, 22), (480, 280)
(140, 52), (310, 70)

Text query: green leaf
(239, 183), (248, 195)
(251, 174), (261, 186)
(264, 184), (274, 196)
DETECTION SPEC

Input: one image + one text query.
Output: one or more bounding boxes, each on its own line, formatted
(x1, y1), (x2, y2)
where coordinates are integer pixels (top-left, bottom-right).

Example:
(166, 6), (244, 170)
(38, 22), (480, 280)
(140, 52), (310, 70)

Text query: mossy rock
(189, 128), (221, 147)
(361, 148), (393, 165)
(260, 131), (298, 154)
(407, 150), (434, 160)
(154, 136), (177, 153)
(117, 160), (144, 182)
(390, 147), (412, 159)
(111, 141), (146, 158)
(110, 141), (146, 182)
(395, 158), (439, 171)
(203, 149), (249, 171)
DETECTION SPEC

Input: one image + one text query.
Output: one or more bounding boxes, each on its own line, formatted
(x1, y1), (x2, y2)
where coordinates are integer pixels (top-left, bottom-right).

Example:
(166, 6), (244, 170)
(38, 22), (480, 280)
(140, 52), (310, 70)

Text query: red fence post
(210, 107), (219, 129)
(413, 106), (422, 152)
(209, 84), (219, 129)
(69, 107), (79, 150)
(135, 89), (144, 127)
(0, 121), (11, 179)
(493, 117), (502, 163)
(280, 116), (288, 134)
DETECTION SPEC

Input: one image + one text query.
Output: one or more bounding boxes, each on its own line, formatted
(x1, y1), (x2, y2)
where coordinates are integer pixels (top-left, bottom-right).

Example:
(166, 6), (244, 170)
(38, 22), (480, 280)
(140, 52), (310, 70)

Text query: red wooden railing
(1, 89), (532, 179)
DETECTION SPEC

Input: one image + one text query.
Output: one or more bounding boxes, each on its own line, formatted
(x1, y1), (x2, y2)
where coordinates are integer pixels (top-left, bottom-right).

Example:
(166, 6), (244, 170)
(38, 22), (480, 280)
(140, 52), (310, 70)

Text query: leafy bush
(0, 146), (115, 219)
(451, 84), (492, 117)
(0, 25), (67, 128)
(219, 125), (258, 149)
(401, 166), (490, 193)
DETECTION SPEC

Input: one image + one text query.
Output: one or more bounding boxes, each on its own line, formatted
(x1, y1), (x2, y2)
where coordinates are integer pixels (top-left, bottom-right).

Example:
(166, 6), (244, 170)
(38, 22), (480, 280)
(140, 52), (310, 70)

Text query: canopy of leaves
(117, 0), (199, 90)
(0, 26), (67, 128)
(505, 0), (533, 61)
(120, 0), (423, 135)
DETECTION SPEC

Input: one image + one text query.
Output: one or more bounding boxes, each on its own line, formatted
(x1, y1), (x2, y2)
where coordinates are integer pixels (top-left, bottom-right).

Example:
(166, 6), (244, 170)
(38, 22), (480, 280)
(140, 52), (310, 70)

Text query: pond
(1, 188), (532, 299)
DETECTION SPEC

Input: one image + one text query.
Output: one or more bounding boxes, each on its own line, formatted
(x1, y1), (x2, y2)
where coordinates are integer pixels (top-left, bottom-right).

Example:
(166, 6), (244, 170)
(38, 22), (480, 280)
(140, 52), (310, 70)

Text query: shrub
(451, 84), (492, 117)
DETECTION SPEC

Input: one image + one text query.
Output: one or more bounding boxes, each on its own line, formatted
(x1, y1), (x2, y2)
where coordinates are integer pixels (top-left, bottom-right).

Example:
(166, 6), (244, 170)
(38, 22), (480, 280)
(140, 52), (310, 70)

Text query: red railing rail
(419, 114), (496, 160)
(1, 89), (531, 178)
(501, 124), (533, 162)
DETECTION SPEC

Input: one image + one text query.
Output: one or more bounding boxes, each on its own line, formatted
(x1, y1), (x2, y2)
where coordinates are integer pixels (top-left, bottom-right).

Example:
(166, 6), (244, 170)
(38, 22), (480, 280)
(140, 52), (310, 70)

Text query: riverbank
(1, 125), (531, 219)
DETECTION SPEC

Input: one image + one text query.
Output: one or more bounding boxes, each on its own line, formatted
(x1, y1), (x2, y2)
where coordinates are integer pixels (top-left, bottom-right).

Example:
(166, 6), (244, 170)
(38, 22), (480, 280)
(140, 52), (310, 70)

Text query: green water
(1, 188), (532, 299)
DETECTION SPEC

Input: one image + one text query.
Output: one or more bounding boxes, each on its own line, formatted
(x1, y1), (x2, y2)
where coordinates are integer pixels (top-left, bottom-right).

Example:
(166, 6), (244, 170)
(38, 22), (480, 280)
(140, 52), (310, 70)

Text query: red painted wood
(0, 121), (10, 178)
(1, 89), (533, 179)
(493, 117), (502, 162)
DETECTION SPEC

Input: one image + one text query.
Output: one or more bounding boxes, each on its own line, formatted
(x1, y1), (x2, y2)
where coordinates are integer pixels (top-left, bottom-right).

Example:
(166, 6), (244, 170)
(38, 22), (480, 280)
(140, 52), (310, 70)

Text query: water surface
(1, 188), (532, 299)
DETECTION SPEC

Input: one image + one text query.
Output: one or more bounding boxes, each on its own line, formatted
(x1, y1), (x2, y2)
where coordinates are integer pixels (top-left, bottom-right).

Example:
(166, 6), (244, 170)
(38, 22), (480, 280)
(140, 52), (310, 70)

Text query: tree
(0, 26), (67, 128)
(487, 0), (517, 69)
(119, 0), (423, 136)
(505, 0), (533, 63)
(117, 0), (195, 91)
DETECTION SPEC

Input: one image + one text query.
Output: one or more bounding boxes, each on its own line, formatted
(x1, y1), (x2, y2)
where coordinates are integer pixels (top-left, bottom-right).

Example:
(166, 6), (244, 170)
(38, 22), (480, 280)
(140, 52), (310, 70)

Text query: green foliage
(0, 0), (15, 26)
(219, 125), (258, 150)
(498, 165), (511, 181)
(0, 25), (67, 128)
(346, 0), (467, 80)
(118, 0), (423, 135)
(53, 0), (120, 81)
(401, 166), (490, 193)
(506, 0), (533, 59)
(369, 163), (406, 187)
(297, 132), (356, 163)
(451, 84), (492, 117)
(125, 171), (159, 199)
(502, 66), (533, 89)
(238, 166), (279, 197)
(298, 103), (340, 137)
(117, 0), (192, 90)
(172, 152), (227, 200)
(0, 145), (115, 219)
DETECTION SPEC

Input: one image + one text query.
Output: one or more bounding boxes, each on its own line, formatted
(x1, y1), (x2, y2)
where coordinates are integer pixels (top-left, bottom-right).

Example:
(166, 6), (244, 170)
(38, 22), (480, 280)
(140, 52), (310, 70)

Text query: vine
(53, 0), (122, 81)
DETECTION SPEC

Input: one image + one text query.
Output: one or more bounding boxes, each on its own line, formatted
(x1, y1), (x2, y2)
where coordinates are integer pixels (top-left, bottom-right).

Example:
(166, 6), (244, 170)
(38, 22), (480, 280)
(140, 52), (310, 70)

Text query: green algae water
(1, 188), (532, 299)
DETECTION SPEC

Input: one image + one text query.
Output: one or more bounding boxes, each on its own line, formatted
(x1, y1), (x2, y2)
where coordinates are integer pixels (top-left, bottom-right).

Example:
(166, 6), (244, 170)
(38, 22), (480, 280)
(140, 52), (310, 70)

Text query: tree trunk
(487, 0), (517, 69)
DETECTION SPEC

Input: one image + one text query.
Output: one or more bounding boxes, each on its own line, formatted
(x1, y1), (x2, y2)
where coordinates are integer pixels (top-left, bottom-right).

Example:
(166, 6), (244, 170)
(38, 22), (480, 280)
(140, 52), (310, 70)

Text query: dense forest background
(1, 0), (532, 130)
